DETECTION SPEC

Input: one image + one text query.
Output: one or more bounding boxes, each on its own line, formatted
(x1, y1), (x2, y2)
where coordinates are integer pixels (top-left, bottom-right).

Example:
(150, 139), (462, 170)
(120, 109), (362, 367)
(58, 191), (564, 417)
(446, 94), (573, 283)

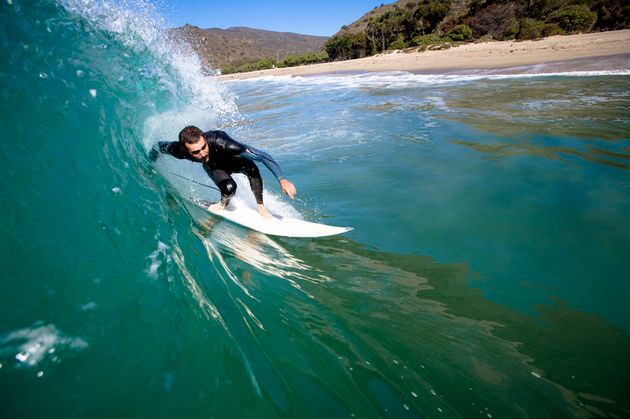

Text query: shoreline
(218, 29), (630, 80)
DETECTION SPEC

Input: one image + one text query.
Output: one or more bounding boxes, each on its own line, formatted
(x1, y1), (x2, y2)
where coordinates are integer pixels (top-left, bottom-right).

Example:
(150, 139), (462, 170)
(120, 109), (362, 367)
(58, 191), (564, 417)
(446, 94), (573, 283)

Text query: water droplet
(531, 371), (541, 378)
(430, 389), (437, 396)
(89, 89), (97, 98)
(437, 407), (443, 413)
(403, 404), (409, 410)
(39, 73), (48, 79)
(37, 371), (44, 378)
(112, 187), (121, 193)
(411, 391), (418, 398)
(16, 352), (29, 362)
(76, 70), (84, 77)
(393, 359), (399, 364)
(7, 0), (14, 5)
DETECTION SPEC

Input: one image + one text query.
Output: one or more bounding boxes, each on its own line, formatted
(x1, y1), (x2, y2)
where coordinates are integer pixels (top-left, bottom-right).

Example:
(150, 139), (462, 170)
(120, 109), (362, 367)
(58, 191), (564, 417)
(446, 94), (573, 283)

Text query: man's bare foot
(208, 203), (225, 213)
(257, 204), (272, 220)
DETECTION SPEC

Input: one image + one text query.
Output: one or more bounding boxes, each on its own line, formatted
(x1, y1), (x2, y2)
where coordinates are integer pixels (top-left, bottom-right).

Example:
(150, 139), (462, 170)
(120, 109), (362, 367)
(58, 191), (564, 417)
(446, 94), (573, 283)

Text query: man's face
(184, 136), (209, 162)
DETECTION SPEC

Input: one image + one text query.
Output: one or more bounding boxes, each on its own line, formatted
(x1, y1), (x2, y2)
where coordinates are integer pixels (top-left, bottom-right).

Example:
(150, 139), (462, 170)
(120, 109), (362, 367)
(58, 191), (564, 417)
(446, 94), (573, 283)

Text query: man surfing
(150, 126), (296, 219)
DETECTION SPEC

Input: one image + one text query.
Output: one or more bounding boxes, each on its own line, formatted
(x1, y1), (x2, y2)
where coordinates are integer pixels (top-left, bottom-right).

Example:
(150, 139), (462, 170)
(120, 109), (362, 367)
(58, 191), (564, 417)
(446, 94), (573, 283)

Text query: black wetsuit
(151, 130), (285, 206)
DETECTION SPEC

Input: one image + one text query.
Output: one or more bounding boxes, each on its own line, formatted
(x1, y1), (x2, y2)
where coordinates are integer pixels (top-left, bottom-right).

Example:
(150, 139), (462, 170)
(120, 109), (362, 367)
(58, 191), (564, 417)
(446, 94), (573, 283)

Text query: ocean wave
(225, 69), (630, 89)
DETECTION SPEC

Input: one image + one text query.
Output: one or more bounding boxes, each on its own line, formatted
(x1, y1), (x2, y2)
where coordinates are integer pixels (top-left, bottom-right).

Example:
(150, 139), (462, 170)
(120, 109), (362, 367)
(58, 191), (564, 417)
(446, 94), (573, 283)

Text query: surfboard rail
(192, 199), (352, 238)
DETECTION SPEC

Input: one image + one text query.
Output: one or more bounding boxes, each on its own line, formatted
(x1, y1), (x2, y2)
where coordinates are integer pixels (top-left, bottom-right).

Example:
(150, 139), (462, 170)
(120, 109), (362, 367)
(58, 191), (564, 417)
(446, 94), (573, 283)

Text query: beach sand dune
(219, 29), (630, 80)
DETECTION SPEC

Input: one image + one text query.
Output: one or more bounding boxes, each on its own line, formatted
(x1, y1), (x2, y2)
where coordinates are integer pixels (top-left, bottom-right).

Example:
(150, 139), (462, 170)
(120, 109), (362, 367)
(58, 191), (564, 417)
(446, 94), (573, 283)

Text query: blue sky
(159, 0), (387, 36)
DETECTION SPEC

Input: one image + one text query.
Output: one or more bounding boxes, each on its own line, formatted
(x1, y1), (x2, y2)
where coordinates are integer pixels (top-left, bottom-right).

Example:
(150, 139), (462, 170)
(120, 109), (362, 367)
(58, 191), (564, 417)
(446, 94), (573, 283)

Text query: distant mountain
(170, 25), (329, 70)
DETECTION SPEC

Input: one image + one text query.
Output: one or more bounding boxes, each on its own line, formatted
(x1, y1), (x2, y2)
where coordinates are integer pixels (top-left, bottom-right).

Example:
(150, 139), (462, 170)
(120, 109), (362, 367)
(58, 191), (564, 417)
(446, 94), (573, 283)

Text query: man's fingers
(280, 179), (297, 199)
(285, 185), (296, 198)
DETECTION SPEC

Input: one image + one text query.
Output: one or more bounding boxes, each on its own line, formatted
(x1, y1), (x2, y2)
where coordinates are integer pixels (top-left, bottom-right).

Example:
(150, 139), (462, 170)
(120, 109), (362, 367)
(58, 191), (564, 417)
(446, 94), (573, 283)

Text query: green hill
(326, 0), (629, 60)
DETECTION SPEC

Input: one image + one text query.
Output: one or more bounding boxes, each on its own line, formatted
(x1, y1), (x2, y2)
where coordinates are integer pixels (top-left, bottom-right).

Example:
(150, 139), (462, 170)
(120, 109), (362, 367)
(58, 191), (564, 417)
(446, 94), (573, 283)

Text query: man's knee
(218, 179), (237, 200)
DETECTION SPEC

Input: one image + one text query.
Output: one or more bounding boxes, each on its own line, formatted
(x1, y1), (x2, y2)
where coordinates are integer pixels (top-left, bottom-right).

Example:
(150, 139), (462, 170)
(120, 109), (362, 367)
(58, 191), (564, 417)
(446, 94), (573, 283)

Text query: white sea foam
(0, 324), (88, 368)
(228, 174), (302, 219)
(225, 69), (630, 90)
(146, 240), (170, 279)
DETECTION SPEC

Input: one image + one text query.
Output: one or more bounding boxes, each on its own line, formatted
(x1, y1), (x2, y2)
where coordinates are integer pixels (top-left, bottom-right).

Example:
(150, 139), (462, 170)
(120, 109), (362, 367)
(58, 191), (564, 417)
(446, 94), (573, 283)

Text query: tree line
(221, 51), (329, 75)
(325, 0), (629, 60)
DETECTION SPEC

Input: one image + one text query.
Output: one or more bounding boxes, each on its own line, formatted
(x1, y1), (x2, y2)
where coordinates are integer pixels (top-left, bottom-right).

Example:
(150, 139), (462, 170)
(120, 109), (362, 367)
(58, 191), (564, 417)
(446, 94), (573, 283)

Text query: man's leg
(241, 160), (263, 205)
(208, 168), (237, 210)
(217, 178), (237, 206)
(240, 160), (272, 219)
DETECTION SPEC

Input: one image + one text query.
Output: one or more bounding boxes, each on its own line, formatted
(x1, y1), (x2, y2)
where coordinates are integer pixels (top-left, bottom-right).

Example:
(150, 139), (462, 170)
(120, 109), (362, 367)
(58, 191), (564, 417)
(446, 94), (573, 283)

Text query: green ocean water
(1, 1), (629, 418)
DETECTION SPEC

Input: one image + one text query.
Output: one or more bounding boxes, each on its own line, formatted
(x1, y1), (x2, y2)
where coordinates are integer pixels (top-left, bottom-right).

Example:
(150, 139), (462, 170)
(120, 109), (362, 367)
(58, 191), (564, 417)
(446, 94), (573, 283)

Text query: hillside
(170, 25), (328, 70)
(326, 0), (629, 60)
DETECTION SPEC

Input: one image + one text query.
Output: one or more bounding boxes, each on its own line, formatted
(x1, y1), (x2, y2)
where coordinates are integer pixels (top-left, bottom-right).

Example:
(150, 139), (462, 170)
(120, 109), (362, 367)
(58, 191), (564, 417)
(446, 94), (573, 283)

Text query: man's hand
(280, 179), (297, 199)
(208, 203), (225, 213)
(257, 204), (272, 220)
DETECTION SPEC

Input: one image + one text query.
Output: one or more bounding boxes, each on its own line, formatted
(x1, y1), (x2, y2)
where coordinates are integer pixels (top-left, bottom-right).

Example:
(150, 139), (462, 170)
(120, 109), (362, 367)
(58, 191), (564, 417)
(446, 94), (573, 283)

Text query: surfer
(150, 126), (297, 219)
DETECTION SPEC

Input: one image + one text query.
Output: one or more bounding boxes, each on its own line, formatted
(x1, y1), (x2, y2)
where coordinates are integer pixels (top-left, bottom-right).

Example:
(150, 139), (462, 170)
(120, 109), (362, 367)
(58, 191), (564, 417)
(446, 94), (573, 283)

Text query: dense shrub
(502, 17), (520, 39)
(592, 0), (630, 31)
(221, 66), (238, 75)
(415, 0), (451, 34)
(410, 33), (442, 47)
(542, 23), (564, 37)
(281, 51), (329, 67)
(242, 58), (278, 72)
(549, 5), (597, 33)
(325, 33), (367, 60)
(447, 24), (473, 41)
(467, 3), (525, 39)
(517, 18), (545, 40)
(388, 38), (408, 50)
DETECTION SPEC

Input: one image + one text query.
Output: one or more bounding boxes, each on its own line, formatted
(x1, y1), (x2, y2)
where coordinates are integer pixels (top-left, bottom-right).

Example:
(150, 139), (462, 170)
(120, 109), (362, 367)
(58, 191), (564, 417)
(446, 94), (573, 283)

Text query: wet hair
(178, 126), (204, 145)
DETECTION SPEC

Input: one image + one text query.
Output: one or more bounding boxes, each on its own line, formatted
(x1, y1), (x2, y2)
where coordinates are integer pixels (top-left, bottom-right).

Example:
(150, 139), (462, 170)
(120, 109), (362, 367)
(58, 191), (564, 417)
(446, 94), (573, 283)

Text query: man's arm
(213, 131), (285, 180)
(240, 145), (285, 181)
(241, 146), (297, 198)
(149, 141), (188, 161)
(213, 131), (297, 198)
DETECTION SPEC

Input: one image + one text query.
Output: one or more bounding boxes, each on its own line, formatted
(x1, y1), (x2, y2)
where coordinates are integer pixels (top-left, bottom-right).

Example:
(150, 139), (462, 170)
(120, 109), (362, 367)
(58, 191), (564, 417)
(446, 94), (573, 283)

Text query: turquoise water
(1, 1), (629, 417)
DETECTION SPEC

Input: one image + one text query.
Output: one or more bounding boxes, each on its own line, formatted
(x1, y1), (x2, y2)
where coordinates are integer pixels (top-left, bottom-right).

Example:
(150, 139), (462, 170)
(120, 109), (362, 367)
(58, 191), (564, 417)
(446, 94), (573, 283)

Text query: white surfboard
(193, 200), (352, 238)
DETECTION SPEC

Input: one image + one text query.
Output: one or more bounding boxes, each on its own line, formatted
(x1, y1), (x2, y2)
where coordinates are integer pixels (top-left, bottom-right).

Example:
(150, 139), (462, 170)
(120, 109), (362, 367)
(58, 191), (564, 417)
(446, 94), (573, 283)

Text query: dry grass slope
(170, 25), (328, 70)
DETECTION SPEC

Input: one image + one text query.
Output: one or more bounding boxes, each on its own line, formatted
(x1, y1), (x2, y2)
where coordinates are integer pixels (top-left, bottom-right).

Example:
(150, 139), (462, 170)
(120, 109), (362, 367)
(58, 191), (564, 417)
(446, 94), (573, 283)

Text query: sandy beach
(219, 29), (630, 80)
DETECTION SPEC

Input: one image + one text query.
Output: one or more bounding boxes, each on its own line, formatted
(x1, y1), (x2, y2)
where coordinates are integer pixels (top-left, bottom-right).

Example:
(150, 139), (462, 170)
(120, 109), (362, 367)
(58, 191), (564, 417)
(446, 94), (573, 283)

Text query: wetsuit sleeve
(239, 145), (286, 181)
(149, 141), (188, 161)
(213, 131), (286, 181)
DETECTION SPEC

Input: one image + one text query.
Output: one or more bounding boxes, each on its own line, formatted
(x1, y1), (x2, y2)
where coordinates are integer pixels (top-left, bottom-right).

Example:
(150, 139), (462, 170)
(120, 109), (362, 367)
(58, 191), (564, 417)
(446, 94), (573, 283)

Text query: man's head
(179, 125), (208, 161)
